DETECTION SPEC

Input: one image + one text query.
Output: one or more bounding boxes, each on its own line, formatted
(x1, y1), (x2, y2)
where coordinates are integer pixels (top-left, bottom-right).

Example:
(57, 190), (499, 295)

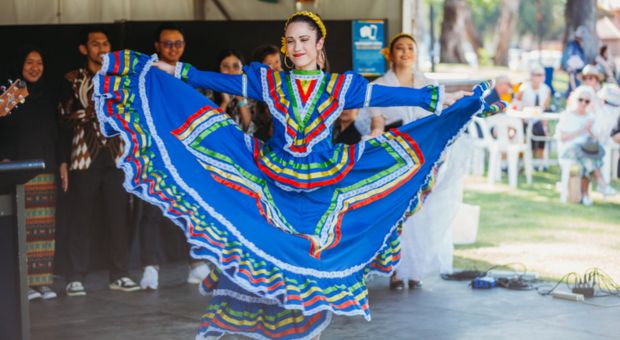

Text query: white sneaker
(38, 286), (57, 300)
(140, 265), (159, 290)
(28, 288), (42, 301)
(581, 196), (593, 206)
(187, 263), (210, 284)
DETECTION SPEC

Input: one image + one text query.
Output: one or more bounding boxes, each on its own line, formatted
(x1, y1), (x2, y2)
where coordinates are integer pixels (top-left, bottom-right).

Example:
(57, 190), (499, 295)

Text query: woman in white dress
(357, 33), (470, 289)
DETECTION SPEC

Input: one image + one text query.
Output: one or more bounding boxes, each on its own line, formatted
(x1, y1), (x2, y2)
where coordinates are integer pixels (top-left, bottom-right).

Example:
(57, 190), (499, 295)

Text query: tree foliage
(517, 0), (567, 40)
(427, 0), (568, 43)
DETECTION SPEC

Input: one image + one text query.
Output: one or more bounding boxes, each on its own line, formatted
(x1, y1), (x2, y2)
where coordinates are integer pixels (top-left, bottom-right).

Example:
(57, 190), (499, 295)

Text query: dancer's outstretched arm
(154, 61), (264, 102)
(343, 72), (473, 114)
(345, 75), (501, 117)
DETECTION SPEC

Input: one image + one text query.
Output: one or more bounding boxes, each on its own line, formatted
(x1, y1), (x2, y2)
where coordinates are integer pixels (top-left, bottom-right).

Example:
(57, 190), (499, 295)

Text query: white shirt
(516, 81), (551, 109)
(355, 69), (435, 136)
(555, 110), (594, 156)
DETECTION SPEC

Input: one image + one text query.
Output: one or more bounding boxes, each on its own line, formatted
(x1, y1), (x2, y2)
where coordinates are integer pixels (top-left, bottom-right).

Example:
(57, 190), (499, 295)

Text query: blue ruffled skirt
(93, 50), (487, 339)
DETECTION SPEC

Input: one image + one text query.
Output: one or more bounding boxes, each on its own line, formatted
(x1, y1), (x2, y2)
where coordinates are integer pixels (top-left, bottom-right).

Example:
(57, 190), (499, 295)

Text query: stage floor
(31, 263), (620, 339)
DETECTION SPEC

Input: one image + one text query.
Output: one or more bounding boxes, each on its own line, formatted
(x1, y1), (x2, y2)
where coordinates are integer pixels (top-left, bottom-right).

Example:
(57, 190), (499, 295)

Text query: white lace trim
(174, 62), (184, 79)
(242, 74), (248, 98)
(290, 72), (323, 81)
(93, 53), (112, 138)
(364, 83), (374, 108)
(434, 85), (445, 116)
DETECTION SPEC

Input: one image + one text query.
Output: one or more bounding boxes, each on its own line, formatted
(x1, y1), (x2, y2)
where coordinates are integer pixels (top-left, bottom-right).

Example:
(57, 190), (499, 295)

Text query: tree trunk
(440, 0), (469, 63)
(564, 0), (598, 63)
(493, 0), (520, 66)
(464, 6), (482, 55)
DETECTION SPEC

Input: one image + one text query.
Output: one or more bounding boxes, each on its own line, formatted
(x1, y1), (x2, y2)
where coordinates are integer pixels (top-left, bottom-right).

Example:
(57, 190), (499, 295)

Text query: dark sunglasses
(160, 40), (185, 49)
(578, 98), (591, 104)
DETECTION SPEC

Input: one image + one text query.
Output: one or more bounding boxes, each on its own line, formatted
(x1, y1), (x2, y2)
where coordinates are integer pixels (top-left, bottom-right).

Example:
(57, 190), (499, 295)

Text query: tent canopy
(0, 0), (401, 30)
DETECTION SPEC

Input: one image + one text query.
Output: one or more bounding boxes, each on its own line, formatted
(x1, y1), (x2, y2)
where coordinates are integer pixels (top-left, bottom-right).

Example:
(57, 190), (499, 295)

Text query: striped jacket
(61, 68), (123, 170)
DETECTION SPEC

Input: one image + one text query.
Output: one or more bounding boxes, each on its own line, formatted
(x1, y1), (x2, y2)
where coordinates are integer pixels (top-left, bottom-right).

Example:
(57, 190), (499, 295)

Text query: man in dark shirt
(61, 28), (139, 296)
(138, 24), (211, 290)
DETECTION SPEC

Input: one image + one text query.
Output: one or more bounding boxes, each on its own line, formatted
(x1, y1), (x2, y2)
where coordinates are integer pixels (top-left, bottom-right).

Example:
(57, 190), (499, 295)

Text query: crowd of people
(478, 26), (620, 206)
(1, 12), (616, 339)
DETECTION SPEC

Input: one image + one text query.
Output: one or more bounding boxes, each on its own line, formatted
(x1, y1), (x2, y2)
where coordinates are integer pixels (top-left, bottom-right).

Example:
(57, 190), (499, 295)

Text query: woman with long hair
(0, 46), (62, 300)
(93, 11), (500, 339)
(212, 48), (253, 131)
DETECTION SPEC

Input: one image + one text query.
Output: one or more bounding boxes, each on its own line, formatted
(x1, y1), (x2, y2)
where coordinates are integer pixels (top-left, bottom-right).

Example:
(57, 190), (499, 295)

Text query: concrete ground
(30, 263), (620, 340)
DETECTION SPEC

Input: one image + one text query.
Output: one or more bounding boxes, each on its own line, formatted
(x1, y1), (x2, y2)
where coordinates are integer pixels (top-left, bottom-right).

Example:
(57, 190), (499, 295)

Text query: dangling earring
(284, 54), (293, 69)
(318, 49), (326, 70)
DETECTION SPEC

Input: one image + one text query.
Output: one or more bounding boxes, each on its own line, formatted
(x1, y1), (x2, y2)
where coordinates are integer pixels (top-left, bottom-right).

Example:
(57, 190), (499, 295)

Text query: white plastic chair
(485, 115), (533, 188)
(558, 158), (573, 203)
(465, 117), (495, 176)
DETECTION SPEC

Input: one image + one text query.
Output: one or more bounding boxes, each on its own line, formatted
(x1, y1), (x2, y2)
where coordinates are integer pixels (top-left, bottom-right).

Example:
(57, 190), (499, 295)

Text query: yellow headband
(380, 33), (417, 61)
(280, 11), (327, 54)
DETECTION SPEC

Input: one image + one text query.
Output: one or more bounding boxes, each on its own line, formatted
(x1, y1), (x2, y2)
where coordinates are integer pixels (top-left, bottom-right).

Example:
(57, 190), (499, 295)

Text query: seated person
(484, 75), (512, 104)
(514, 65), (552, 170)
(556, 86), (616, 206)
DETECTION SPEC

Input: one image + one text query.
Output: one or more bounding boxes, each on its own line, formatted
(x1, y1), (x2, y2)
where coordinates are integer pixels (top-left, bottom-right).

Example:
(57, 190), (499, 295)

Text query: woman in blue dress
(93, 11), (501, 340)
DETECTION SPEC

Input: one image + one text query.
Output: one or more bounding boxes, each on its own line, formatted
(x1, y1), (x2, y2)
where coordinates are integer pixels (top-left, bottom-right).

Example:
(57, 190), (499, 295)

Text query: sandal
(389, 273), (404, 290)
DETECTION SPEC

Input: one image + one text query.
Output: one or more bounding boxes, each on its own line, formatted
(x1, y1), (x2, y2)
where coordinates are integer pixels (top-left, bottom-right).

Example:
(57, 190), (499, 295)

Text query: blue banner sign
(352, 19), (386, 76)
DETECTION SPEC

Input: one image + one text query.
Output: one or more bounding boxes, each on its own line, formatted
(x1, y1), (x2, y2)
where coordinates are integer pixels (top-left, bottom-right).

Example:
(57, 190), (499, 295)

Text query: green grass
(455, 167), (620, 281)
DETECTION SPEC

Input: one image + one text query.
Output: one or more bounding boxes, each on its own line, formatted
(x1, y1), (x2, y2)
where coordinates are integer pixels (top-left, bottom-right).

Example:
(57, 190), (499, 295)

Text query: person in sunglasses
(556, 85), (616, 206)
(137, 23), (211, 291)
(154, 23), (186, 67)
